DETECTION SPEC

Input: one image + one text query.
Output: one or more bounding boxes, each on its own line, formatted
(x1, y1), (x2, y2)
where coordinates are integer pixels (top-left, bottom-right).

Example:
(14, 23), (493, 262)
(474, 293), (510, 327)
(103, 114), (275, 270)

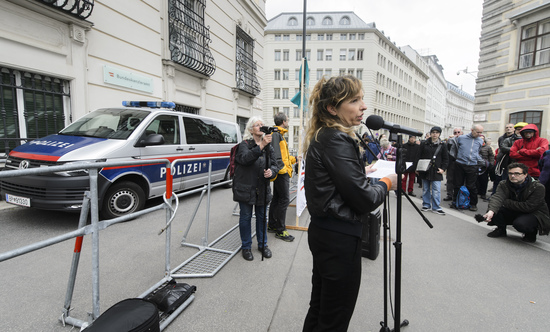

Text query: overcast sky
(265, 0), (483, 95)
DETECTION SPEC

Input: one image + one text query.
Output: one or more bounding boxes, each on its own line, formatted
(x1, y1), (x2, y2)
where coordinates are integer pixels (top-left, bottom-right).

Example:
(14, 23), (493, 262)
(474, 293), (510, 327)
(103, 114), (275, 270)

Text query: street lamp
(457, 66), (478, 78)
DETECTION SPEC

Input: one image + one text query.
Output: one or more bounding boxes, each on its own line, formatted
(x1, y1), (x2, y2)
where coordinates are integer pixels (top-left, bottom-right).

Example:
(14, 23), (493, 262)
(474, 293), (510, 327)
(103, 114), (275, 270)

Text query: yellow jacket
(273, 126), (297, 177)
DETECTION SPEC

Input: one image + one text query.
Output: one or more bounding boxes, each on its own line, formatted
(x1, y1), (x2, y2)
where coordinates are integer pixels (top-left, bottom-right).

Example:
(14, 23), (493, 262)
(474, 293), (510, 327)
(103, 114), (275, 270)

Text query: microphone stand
(262, 141), (271, 262)
(379, 133), (433, 332)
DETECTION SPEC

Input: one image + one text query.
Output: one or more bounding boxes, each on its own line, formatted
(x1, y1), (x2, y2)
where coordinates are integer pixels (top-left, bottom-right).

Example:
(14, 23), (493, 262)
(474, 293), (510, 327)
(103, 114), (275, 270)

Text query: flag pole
(291, 0), (308, 230)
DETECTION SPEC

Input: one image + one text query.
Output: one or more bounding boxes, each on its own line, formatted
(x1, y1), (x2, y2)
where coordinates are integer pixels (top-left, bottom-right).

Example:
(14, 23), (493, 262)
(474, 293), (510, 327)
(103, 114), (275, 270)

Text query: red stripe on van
(101, 152), (231, 170)
(9, 151), (61, 162)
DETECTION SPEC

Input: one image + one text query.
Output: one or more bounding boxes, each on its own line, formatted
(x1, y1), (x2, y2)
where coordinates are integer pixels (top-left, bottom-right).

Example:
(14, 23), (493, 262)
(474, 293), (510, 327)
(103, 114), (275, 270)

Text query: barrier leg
(60, 194), (91, 326)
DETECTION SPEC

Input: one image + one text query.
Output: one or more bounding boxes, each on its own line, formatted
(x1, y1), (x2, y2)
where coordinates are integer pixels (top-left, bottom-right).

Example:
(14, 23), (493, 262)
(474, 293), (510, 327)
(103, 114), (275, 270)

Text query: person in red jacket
(509, 124), (549, 178)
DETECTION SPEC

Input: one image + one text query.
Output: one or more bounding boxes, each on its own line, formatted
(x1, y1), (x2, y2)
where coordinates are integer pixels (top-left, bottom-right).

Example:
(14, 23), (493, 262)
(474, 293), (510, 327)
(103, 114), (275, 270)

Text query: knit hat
(514, 122), (528, 128)
(430, 126), (442, 133)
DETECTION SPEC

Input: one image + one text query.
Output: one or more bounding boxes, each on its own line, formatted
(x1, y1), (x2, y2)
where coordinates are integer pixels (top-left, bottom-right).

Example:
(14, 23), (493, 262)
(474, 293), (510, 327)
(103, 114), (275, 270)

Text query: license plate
(5, 194), (31, 207)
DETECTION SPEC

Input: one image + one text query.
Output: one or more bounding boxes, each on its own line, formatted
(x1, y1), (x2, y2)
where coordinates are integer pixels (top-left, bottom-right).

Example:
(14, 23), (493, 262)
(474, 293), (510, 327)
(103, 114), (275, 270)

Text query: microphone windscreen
(365, 115), (384, 130)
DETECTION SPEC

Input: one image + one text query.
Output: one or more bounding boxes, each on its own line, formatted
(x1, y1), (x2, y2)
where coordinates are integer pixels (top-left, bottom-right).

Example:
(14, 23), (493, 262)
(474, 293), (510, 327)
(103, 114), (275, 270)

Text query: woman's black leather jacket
(305, 128), (388, 223)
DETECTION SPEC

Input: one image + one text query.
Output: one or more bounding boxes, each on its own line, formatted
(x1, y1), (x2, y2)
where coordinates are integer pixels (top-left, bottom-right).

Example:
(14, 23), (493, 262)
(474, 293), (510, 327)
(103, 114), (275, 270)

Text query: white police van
(0, 101), (240, 219)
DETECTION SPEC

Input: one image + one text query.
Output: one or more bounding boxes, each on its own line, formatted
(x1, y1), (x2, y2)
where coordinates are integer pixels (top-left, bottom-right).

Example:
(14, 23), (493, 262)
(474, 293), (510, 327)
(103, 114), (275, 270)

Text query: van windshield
(59, 109), (151, 139)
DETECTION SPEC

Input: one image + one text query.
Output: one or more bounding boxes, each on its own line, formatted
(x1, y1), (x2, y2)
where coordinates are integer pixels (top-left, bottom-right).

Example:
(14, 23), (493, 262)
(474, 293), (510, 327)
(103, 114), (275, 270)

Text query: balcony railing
(37, 0), (94, 19)
(168, 0), (216, 77)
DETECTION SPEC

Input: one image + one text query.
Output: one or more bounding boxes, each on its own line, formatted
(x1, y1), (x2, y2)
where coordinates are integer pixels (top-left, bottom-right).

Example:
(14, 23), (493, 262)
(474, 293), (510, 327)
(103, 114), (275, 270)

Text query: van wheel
(222, 167), (232, 188)
(101, 181), (145, 219)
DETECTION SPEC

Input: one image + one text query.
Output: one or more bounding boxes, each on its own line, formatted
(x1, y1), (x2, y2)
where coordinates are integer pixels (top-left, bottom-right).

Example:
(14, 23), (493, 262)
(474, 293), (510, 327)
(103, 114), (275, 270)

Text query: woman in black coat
(414, 126), (449, 215)
(302, 75), (397, 331)
(232, 116), (278, 261)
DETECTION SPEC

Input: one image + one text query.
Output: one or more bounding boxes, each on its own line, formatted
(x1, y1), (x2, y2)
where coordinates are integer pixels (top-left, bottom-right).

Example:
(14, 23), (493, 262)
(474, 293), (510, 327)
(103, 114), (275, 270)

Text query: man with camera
(483, 162), (550, 242)
(268, 113), (297, 242)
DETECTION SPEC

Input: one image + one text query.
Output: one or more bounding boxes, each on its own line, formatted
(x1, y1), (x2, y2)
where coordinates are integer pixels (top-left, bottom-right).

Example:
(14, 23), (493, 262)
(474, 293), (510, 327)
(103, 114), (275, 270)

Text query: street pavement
(1, 184), (550, 331)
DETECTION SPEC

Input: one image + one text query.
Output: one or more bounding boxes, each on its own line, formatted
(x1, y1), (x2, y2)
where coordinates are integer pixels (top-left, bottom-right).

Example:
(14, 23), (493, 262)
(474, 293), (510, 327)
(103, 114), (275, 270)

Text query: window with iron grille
(168, 0), (216, 77)
(236, 26), (261, 96)
(0, 66), (70, 154)
(174, 104), (200, 114)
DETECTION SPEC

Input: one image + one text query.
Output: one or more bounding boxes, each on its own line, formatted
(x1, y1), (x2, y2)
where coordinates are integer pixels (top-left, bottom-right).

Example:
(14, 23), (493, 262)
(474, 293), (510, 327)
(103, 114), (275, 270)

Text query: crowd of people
(364, 121), (550, 243)
(232, 73), (549, 331)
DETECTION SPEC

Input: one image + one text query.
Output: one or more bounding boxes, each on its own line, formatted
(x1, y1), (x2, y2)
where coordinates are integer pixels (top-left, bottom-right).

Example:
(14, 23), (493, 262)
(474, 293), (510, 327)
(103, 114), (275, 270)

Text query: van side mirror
(136, 134), (165, 147)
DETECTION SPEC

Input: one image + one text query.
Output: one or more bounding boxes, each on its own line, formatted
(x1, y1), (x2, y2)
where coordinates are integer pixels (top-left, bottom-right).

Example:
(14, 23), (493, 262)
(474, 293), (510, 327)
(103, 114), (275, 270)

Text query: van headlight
(53, 161), (91, 177)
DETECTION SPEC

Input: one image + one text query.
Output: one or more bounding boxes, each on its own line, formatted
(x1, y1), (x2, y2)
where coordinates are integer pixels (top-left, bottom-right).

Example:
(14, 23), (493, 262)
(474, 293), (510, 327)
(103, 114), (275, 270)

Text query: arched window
(340, 16), (350, 25)
(322, 16), (332, 25)
(288, 17), (298, 26)
(306, 17), (315, 26)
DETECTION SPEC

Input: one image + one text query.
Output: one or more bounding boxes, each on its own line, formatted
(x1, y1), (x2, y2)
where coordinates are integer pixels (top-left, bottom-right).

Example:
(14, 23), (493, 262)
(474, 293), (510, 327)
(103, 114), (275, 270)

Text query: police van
(0, 101), (240, 219)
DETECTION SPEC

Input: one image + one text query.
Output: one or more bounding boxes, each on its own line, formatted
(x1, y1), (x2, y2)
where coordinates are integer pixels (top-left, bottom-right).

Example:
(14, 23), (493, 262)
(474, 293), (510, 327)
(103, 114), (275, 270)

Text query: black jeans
(492, 207), (539, 235)
(446, 160), (456, 197)
(268, 173), (290, 233)
(303, 221), (362, 332)
(453, 162), (479, 206)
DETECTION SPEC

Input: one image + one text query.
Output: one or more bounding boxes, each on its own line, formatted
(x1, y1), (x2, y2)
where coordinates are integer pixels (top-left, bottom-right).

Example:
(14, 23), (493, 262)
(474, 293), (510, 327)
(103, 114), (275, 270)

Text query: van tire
(101, 181), (146, 219)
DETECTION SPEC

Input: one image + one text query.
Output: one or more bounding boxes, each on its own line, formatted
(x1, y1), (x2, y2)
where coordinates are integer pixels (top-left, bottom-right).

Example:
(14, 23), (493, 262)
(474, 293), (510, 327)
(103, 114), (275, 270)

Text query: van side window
(143, 115), (180, 145)
(183, 118), (238, 144)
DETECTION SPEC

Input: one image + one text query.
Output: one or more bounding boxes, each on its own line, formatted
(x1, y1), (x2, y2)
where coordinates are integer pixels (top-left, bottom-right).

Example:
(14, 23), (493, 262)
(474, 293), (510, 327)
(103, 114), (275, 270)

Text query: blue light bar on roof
(122, 101), (176, 108)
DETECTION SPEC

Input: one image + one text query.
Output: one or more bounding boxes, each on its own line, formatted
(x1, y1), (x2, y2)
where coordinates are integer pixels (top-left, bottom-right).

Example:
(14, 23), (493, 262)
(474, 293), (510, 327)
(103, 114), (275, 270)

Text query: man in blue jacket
(450, 124), (484, 211)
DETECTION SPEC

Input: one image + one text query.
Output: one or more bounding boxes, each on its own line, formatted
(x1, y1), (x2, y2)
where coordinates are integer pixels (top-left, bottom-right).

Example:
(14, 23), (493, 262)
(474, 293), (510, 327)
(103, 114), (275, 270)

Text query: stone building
(264, 11), (428, 150)
(475, 0), (550, 141)
(0, 0), (267, 155)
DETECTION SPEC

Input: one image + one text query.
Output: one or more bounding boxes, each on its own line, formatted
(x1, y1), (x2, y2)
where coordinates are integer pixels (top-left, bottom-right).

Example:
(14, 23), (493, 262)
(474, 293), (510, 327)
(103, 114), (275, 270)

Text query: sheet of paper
(367, 160), (412, 178)
(416, 159), (431, 172)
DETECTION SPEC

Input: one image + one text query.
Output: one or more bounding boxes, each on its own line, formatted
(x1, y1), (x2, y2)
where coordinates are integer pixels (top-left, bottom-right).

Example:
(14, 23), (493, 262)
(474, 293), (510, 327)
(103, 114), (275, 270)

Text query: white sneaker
(432, 210), (446, 215)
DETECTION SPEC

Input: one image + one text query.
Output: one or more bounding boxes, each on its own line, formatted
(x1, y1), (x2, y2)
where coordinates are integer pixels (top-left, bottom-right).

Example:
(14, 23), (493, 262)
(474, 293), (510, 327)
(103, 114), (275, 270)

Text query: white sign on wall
(103, 65), (153, 93)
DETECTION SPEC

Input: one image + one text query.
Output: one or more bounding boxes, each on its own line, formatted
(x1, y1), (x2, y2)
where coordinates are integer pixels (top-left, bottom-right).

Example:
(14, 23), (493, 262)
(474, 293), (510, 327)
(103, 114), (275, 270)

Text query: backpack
(229, 143), (240, 178)
(457, 185), (470, 209)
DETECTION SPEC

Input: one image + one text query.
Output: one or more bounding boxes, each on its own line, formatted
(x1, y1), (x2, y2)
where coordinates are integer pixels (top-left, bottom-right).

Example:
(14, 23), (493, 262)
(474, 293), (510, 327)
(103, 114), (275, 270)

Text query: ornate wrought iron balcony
(168, 0), (216, 77)
(36, 0), (94, 19)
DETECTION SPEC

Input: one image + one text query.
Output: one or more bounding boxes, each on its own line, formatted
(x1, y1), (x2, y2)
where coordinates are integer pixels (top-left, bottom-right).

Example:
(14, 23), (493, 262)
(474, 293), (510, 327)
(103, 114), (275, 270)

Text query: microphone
(365, 115), (423, 137)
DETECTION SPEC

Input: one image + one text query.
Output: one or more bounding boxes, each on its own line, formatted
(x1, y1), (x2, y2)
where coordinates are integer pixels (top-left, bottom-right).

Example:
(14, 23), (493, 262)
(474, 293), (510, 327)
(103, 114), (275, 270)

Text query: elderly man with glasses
(483, 163), (550, 242)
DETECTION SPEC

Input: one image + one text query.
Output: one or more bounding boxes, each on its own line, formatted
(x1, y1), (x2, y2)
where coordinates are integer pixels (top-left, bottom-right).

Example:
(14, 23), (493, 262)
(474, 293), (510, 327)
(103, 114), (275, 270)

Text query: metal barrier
(0, 156), (232, 330)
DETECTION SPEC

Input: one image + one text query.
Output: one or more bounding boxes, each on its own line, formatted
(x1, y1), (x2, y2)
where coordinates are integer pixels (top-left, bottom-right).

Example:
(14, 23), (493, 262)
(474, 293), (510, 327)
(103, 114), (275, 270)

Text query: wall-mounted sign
(473, 113), (486, 122)
(103, 65), (153, 93)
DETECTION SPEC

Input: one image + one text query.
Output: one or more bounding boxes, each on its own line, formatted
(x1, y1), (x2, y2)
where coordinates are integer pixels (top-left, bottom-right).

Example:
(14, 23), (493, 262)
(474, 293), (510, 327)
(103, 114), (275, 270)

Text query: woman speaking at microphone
(302, 75), (397, 332)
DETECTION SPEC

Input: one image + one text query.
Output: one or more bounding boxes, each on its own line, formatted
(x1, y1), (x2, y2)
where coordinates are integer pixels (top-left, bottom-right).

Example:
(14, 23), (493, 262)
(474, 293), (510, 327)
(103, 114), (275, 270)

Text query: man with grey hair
(268, 112), (297, 242)
(451, 124), (485, 211)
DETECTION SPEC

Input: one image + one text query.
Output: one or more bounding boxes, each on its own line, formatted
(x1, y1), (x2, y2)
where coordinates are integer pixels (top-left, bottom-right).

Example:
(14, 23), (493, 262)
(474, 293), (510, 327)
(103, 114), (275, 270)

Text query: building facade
(264, 11), (428, 151)
(475, 0), (550, 142)
(447, 82), (475, 135)
(0, 0), (267, 156)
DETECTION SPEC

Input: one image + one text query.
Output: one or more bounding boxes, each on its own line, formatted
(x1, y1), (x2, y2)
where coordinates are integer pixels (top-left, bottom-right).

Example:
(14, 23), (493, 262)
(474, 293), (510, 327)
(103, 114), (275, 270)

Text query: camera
(259, 126), (279, 134)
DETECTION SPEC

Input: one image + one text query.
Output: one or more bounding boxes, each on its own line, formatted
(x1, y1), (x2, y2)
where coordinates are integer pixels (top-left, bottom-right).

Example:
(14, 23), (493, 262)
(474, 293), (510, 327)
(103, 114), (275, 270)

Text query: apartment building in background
(264, 11), (429, 151)
(0, 0), (267, 155)
(475, 0), (550, 142)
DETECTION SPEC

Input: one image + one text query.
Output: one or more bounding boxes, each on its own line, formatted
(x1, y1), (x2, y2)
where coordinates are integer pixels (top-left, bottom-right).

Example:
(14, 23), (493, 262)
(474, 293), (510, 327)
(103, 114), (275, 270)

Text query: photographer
(483, 162), (550, 242)
(232, 117), (279, 261)
(268, 112), (297, 242)
(302, 75), (397, 331)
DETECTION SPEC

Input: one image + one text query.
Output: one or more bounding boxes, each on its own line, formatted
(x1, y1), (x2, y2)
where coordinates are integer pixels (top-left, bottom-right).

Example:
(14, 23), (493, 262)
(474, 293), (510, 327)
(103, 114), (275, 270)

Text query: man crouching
(483, 162), (550, 242)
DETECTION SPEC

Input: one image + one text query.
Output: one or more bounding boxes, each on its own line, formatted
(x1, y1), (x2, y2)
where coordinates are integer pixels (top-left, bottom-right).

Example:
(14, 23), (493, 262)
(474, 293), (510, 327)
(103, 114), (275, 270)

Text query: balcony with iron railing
(35, 0), (94, 19)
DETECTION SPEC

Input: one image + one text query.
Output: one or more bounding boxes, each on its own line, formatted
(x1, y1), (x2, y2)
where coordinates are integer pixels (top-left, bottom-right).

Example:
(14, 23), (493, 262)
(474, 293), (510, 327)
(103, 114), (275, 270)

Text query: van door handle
(188, 146), (195, 151)
(176, 147), (184, 152)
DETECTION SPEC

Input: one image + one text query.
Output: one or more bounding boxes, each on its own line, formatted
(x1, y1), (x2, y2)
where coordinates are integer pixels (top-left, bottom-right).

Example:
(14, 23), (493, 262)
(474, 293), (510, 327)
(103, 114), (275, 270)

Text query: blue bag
(457, 185), (470, 209)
